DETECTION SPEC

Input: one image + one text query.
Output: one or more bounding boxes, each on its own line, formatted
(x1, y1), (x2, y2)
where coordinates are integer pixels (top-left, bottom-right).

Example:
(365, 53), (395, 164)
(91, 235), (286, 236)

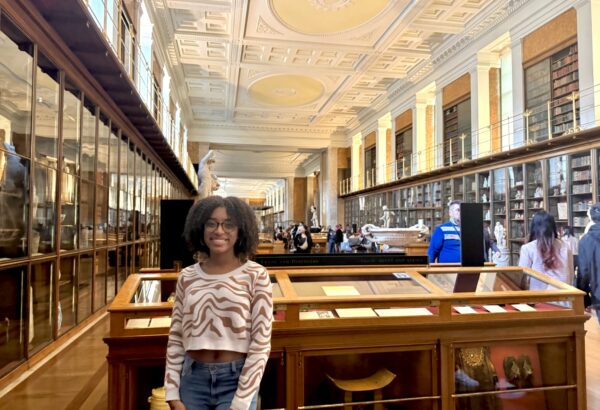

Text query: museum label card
(512, 303), (536, 312)
(483, 304), (506, 313)
(454, 306), (478, 314)
(125, 318), (150, 329)
(322, 285), (360, 296)
(393, 272), (411, 279)
(375, 308), (433, 317)
(300, 310), (335, 320)
(149, 316), (172, 328)
(335, 308), (377, 318)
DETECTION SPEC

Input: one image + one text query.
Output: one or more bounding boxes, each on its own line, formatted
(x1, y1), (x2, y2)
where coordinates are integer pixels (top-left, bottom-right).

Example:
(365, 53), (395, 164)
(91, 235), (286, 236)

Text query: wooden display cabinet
(105, 265), (588, 410)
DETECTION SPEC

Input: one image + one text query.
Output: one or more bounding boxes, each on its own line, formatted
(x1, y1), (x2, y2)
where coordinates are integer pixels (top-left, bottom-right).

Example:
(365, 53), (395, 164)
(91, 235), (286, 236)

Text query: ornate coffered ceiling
(148, 0), (501, 193)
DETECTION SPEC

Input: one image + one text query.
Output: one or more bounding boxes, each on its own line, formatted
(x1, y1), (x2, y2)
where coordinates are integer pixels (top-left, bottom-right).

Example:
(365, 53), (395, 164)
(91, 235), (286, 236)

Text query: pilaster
(576, 0), (600, 129)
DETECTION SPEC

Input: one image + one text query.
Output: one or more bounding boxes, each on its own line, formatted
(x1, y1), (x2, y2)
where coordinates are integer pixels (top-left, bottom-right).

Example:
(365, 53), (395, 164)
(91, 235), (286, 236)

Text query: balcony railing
(340, 85), (600, 196)
(83, 0), (197, 188)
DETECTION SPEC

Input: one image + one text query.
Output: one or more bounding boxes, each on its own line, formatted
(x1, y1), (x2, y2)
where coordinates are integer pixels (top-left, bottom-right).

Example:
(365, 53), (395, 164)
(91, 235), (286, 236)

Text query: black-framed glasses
(205, 219), (237, 233)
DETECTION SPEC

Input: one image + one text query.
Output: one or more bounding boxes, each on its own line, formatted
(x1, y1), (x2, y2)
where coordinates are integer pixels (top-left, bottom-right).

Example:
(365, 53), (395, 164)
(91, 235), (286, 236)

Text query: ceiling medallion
(273, 87), (297, 97)
(308, 0), (353, 12)
(249, 74), (324, 107)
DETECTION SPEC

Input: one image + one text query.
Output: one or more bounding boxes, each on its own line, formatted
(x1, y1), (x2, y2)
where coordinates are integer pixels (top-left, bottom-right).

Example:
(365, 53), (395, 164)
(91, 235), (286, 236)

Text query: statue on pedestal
(198, 150), (218, 199)
(494, 221), (506, 250)
(310, 204), (319, 228)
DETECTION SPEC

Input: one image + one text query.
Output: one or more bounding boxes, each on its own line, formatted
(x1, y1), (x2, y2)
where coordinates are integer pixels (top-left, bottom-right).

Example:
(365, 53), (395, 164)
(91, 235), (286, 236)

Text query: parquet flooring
(0, 312), (599, 409)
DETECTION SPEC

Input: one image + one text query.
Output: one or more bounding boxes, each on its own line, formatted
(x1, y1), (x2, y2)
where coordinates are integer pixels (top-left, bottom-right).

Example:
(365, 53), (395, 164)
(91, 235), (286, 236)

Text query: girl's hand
(168, 400), (186, 410)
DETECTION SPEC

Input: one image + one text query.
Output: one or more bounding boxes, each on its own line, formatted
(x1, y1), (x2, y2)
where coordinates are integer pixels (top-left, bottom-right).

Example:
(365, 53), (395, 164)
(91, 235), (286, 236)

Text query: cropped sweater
(164, 260), (273, 409)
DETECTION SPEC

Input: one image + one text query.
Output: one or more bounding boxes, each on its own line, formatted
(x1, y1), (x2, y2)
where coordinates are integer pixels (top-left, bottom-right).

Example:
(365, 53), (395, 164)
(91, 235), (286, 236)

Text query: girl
(519, 211), (573, 291)
(165, 196), (273, 410)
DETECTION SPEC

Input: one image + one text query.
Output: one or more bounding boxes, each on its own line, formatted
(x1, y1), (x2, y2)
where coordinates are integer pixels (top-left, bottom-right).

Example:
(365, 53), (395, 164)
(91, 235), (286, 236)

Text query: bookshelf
(551, 44), (579, 136)
(525, 43), (579, 142)
(525, 59), (551, 141)
(508, 165), (525, 264)
(570, 151), (592, 237)
(546, 155), (568, 232)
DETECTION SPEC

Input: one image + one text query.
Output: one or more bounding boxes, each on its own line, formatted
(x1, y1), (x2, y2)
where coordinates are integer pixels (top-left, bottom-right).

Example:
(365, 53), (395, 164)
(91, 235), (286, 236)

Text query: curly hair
(183, 196), (258, 262)
(528, 211), (559, 270)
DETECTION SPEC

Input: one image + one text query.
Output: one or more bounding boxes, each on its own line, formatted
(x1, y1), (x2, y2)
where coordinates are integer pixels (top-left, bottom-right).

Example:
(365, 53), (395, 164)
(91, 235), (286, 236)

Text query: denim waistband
(183, 354), (245, 374)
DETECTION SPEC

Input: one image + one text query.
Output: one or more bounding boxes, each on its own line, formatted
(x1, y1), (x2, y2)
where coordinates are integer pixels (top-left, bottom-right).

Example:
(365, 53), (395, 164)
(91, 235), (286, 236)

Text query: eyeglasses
(205, 219), (237, 233)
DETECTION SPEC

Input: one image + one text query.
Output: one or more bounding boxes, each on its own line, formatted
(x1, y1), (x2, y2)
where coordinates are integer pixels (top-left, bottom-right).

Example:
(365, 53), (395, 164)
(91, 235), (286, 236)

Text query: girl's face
(203, 207), (239, 257)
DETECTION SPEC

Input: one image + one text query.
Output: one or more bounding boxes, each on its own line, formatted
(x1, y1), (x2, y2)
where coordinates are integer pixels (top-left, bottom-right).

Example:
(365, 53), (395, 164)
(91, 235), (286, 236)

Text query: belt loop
(231, 360), (236, 373)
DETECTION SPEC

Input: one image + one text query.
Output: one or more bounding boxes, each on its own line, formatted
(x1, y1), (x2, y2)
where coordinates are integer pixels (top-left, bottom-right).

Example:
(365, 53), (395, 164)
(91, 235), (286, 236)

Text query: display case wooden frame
(105, 265), (588, 410)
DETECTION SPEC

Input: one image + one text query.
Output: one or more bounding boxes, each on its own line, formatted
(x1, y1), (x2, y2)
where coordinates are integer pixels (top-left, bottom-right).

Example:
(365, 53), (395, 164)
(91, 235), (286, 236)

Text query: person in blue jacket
(428, 200), (462, 263)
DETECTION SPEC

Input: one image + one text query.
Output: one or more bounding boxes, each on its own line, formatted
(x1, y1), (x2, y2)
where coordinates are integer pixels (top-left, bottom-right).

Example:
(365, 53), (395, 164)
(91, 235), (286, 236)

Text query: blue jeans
(179, 355), (257, 410)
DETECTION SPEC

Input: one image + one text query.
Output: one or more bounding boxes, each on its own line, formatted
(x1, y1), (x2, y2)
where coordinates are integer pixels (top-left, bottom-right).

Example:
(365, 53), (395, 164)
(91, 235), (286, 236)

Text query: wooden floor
(0, 313), (599, 409)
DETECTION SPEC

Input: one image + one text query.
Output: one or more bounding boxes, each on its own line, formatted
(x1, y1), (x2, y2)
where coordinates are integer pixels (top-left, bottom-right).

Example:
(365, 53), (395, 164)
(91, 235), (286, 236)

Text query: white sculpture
(481, 193), (488, 203)
(485, 209), (491, 221)
(560, 177), (567, 195)
(380, 205), (395, 228)
(310, 204), (319, 228)
(534, 186), (543, 198)
(482, 177), (489, 188)
(198, 150), (217, 199)
(494, 221), (506, 250)
(410, 218), (430, 238)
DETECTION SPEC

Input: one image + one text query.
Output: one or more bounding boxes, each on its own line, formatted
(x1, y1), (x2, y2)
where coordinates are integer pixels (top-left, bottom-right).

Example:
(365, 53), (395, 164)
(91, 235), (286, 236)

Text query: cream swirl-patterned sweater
(164, 260), (273, 409)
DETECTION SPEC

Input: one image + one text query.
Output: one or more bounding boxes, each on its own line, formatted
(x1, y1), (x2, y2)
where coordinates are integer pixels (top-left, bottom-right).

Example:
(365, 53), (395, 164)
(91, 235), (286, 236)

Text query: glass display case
(453, 176), (464, 202)
(479, 171), (491, 223)
(464, 174), (476, 203)
(508, 165), (525, 264)
(547, 155), (568, 231)
(570, 151), (592, 238)
(526, 160), (544, 228)
(105, 265), (588, 410)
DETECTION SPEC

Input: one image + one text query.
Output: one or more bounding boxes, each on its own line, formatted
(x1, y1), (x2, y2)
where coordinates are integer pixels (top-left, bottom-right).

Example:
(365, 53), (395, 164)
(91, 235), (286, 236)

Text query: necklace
(460, 347), (485, 367)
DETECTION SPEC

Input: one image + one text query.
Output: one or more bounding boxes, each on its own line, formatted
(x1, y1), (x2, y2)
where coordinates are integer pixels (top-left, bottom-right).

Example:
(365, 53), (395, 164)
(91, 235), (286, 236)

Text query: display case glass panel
(80, 179), (94, 249)
(62, 81), (81, 173)
(81, 100), (96, 182)
(60, 172), (78, 251)
(547, 155), (568, 229)
(441, 179), (452, 216)
(525, 161), (543, 228)
(464, 174), (476, 203)
(290, 273), (430, 298)
(78, 253), (93, 322)
(479, 171), (491, 222)
(453, 340), (572, 410)
(302, 349), (438, 410)
(107, 250), (117, 303)
(570, 151), (592, 238)
(453, 177), (464, 202)
(58, 257), (76, 335)
(0, 152), (29, 258)
(34, 55), (59, 164)
(508, 165), (525, 263)
(29, 261), (54, 352)
(96, 185), (108, 246)
(94, 250), (107, 311)
(97, 117), (110, 187)
(116, 247), (127, 288)
(0, 265), (26, 371)
(32, 163), (56, 254)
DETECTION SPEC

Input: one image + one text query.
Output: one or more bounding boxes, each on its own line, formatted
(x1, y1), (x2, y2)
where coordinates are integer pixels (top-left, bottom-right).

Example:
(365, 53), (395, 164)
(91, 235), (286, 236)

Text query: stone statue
(560, 176), (567, 195)
(380, 205), (395, 228)
(310, 204), (319, 228)
(494, 221), (506, 250)
(481, 193), (488, 203)
(485, 209), (491, 221)
(198, 150), (217, 199)
(534, 186), (543, 198)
